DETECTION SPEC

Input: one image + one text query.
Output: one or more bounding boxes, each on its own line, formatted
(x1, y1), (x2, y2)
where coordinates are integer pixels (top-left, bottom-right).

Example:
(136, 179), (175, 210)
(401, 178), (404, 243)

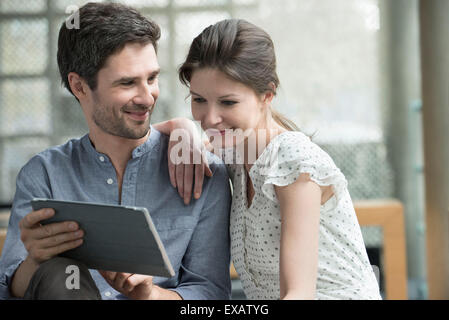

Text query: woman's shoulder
(269, 130), (310, 148)
(255, 130), (347, 186)
(255, 130), (349, 209)
(258, 130), (331, 167)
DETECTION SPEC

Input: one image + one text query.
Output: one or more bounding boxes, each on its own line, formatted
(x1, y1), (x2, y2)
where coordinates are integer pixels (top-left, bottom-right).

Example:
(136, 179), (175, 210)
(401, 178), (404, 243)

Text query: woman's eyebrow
(190, 90), (238, 99)
(218, 94), (238, 99)
(190, 90), (202, 96)
(149, 69), (161, 78)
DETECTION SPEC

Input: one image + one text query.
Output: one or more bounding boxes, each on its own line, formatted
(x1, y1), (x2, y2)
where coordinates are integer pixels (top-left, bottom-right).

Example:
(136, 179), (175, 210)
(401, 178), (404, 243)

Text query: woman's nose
(203, 105), (222, 127)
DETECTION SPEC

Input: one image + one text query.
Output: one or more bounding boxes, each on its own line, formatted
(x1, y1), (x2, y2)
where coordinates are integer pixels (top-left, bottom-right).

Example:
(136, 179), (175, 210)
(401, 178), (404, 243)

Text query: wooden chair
(230, 263), (239, 280)
(0, 209), (9, 257)
(354, 199), (408, 300)
(0, 229), (6, 257)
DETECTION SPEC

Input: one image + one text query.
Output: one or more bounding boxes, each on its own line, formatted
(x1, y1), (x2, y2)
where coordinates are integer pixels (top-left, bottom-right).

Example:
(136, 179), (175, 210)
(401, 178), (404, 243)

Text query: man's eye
(221, 100), (237, 106)
(121, 81), (134, 86)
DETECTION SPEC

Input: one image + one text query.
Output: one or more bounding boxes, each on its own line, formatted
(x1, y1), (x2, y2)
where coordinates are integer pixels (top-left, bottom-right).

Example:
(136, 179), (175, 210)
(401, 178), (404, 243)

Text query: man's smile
(124, 110), (149, 121)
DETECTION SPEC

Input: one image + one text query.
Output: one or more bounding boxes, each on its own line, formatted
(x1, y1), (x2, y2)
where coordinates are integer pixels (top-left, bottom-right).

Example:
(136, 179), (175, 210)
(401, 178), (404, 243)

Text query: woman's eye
(193, 97), (206, 103)
(221, 100), (237, 106)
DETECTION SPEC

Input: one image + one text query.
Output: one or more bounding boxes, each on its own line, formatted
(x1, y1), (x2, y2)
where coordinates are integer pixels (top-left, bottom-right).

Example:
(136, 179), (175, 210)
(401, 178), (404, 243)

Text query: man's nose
(133, 82), (157, 107)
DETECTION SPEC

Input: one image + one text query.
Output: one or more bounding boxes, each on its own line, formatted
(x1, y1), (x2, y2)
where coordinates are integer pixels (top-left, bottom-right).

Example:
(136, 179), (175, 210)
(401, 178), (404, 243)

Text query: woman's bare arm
(275, 173), (321, 299)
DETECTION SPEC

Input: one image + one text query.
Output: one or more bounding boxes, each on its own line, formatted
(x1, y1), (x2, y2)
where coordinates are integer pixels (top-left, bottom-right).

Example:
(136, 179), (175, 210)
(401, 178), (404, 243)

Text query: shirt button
(104, 291), (111, 297)
(107, 178), (113, 185)
(99, 156), (105, 162)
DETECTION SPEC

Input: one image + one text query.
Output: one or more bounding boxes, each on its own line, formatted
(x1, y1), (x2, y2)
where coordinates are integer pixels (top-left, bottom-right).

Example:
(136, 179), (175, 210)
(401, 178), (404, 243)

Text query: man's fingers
(193, 151), (213, 199)
(205, 164), (213, 177)
(168, 140), (177, 188)
(169, 132), (213, 203)
(35, 221), (79, 240)
(98, 270), (110, 280)
(201, 151), (212, 178)
(32, 238), (83, 262)
(204, 139), (214, 152)
(39, 229), (84, 248)
(98, 272), (151, 295)
(168, 161), (177, 188)
(113, 272), (133, 290)
(20, 208), (55, 229)
(201, 152), (212, 177)
(175, 165), (184, 199)
(183, 164), (194, 205)
(50, 238), (83, 256)
(193, 163), (204, 200)
(123, 274), (152, 292)
(99, 270), (117, 284)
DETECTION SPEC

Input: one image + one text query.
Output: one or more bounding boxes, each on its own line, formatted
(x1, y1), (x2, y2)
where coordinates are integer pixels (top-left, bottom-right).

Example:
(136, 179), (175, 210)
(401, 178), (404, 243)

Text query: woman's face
(189, 68), (270, 148)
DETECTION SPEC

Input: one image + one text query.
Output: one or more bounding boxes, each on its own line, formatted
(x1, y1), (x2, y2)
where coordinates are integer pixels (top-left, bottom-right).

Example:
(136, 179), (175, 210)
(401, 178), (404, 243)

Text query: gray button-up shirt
(0, 127), (231, 300)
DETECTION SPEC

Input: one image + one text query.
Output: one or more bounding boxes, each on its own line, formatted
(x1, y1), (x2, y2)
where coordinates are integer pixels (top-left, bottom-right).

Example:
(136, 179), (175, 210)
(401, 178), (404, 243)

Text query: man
(0, 2), (231, 300)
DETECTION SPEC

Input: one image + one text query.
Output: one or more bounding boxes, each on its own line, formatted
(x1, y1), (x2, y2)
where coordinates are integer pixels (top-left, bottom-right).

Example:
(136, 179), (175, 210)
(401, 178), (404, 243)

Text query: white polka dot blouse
(226, 131), (381, 300)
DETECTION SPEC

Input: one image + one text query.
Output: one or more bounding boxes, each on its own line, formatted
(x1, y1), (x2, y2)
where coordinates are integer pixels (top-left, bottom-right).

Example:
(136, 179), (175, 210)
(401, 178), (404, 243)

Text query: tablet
(31, 198), (175, 278)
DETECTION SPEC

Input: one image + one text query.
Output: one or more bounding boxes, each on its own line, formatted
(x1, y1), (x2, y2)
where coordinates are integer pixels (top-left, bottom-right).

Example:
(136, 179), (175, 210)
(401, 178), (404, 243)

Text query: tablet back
(31, 198), (175, 278)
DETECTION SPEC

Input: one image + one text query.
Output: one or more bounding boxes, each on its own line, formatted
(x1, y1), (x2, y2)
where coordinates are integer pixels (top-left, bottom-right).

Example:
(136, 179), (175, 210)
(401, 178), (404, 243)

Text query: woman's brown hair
(179, 18), (299, 131)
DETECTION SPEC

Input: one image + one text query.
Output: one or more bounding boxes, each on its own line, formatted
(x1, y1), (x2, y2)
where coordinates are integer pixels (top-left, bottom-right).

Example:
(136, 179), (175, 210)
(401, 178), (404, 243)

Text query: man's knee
(33, 257), (85, 284)
(38, 257), (82, 275)
(24, 256), (101, 300)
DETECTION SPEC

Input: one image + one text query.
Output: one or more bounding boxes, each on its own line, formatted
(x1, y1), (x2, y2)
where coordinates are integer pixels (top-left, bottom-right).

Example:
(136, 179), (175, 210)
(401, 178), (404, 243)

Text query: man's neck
(88, 128), (150, 179)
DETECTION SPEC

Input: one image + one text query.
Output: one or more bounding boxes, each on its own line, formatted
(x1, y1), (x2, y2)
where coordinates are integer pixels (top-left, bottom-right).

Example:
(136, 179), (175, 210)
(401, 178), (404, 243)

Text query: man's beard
(92, 103), (153, 139)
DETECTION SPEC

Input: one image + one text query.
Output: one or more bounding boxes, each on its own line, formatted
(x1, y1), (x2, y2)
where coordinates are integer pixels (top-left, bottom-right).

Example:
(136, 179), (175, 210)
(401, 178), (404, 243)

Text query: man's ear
(68, 72), (89, 100)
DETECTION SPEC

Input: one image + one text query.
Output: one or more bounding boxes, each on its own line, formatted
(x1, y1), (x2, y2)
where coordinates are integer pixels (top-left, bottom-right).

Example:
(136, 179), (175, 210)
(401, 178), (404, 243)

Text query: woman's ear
(68, 72), (89, 101)
(262, 82), (276, 104)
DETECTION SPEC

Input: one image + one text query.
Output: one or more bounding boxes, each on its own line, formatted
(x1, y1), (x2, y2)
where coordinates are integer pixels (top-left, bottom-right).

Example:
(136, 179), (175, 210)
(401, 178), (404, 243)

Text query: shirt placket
(120, 157), (140, 206)
(97, 154), (120, 204)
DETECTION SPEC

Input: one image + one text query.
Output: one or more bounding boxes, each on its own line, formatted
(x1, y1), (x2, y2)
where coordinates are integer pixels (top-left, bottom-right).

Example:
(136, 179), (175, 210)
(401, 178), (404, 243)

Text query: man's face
(87, 42), (160, 139)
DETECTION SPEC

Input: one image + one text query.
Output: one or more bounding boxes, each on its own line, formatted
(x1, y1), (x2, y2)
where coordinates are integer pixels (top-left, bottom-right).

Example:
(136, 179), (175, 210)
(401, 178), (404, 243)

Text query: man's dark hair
(57, 2), (161, 97)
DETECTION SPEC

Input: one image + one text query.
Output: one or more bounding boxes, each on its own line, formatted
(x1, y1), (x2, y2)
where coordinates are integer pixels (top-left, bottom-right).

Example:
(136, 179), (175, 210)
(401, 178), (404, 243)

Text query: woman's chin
(210, 136), (247, 150)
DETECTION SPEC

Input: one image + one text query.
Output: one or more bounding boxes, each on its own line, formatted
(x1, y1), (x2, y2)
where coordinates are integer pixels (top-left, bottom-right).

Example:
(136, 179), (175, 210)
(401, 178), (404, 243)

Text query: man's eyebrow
(112, 77), (135, 86)
(112, 69), (161, 86)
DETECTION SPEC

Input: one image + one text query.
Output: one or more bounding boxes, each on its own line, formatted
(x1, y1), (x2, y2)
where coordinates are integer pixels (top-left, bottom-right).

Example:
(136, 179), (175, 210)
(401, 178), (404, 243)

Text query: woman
(159, 19), (381, 300)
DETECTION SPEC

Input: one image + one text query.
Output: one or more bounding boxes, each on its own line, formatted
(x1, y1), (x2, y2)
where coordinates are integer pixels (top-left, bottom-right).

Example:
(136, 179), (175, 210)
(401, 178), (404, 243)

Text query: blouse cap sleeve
(256, 132), (348, 210)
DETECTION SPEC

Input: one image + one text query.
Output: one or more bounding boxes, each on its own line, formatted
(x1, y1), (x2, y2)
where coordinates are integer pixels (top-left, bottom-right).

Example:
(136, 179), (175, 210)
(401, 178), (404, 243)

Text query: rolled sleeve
(170, 264), (226, 300)
(0, 158), (52, 299)
(174, 161), (232, 300)
(0, 258), (25, 300)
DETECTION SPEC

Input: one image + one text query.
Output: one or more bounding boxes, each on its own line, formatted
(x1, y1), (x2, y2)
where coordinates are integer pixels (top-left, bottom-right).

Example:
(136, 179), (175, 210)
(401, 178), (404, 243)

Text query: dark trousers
(24, 257), (102, 300)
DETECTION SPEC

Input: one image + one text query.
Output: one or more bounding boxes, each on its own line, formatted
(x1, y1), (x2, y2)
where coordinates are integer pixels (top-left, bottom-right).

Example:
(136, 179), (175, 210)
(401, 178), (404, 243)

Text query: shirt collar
(132, 125), (161, 158)
(81, 125), (162, 163)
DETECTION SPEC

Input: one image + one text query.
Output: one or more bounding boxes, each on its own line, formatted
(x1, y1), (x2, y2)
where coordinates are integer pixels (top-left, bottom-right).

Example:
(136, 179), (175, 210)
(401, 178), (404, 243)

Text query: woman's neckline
(244, 129), (293, 174)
